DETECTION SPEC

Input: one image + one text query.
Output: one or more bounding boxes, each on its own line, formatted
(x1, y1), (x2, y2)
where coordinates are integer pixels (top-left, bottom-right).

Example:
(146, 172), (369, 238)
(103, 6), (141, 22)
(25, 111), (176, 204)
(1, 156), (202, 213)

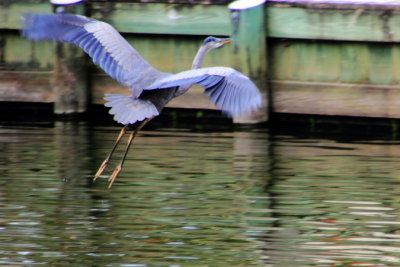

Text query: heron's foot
(108, 165), (122, 189)
(93, 159), (110, 182)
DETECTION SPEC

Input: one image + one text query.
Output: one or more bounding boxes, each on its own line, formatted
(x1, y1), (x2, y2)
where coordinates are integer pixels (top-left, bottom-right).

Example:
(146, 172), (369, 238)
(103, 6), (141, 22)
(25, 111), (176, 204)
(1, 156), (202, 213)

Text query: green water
(1, 122), (400, 266)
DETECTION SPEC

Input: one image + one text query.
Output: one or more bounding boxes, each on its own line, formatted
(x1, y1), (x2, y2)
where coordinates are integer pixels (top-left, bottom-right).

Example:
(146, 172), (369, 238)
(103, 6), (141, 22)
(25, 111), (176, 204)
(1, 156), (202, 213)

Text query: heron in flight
(23, 13), (262, 188)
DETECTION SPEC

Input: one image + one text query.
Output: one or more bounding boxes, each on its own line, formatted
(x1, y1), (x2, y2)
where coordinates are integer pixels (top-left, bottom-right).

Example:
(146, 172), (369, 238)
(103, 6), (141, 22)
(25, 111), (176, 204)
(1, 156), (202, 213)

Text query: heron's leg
(108, 118), (153, 188)
(93, 125), (128, 182)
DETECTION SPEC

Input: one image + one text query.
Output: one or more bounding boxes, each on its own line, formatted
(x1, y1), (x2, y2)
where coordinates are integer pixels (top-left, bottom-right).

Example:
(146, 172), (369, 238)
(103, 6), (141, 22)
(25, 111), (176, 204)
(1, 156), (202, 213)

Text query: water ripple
(1, 124), (400, 266)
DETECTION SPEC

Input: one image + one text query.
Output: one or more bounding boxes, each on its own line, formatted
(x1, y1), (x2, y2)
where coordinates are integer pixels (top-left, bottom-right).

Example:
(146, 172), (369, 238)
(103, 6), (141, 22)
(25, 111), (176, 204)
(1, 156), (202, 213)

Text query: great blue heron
(23, 13), (262, 188)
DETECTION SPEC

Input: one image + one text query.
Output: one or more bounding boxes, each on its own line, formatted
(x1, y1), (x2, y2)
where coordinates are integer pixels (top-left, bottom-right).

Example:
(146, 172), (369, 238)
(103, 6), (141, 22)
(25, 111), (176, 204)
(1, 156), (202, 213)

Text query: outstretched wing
(145, 67), (262, 117)
(22, 13), (165, 97)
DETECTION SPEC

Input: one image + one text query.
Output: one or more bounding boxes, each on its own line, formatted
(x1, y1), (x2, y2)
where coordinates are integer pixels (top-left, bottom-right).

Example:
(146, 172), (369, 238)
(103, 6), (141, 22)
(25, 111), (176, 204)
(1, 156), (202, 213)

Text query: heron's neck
(192, 45), (210, 69)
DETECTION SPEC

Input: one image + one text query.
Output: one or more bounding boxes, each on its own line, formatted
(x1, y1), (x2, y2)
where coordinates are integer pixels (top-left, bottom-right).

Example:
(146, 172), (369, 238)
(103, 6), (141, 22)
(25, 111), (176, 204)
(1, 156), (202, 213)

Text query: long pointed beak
(220, 38), (232, 45)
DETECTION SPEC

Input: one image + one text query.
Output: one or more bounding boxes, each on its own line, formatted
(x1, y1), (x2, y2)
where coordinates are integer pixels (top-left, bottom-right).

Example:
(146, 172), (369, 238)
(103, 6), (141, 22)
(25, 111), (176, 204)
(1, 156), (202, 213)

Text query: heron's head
(202, 36), (232, 50)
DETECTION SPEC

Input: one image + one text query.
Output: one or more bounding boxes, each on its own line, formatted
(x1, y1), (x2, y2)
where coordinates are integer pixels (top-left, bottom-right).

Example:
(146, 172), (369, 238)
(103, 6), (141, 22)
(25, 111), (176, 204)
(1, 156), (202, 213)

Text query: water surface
(1, 122), (400, 266)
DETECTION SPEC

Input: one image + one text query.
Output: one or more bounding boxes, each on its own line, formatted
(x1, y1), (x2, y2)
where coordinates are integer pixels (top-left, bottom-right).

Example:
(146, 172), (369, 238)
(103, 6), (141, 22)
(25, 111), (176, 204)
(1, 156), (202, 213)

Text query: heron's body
(23, 13), (262, 187)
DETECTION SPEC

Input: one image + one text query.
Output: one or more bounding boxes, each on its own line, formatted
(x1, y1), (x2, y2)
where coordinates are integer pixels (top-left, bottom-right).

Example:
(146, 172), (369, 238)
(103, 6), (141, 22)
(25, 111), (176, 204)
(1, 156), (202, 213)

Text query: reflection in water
(0, 123), (400, 266)
(267, 137), (400, 266)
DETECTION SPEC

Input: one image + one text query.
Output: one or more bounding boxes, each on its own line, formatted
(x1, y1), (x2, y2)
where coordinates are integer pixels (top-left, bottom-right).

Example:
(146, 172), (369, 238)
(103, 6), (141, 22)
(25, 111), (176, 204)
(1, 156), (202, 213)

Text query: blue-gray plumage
(22, 13), (262, 187)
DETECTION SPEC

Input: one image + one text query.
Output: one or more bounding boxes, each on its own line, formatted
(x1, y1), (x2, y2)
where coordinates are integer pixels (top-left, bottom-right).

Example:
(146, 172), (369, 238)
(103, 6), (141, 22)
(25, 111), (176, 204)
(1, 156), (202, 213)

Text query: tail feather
(104, 94), (159, 125)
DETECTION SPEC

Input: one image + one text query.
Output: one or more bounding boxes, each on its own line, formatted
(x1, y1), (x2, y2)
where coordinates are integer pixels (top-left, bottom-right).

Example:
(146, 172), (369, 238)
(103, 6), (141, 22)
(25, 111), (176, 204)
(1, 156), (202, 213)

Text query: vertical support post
(52, 2), (88, 115)
(229, 0), (268, 124)
(0, 33), (4, 66)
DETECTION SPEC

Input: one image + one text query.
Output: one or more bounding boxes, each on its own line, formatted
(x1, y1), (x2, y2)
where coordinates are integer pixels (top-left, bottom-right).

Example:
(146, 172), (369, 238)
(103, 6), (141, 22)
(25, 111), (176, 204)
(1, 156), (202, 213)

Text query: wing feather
(22, 13), (166, 97)
(145, 67), (262, 117)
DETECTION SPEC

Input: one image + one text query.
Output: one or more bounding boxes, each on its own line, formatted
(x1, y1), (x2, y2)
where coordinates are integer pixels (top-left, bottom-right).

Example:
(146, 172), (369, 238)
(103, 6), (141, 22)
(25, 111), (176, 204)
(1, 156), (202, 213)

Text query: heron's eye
(203, 36), (217, 45)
